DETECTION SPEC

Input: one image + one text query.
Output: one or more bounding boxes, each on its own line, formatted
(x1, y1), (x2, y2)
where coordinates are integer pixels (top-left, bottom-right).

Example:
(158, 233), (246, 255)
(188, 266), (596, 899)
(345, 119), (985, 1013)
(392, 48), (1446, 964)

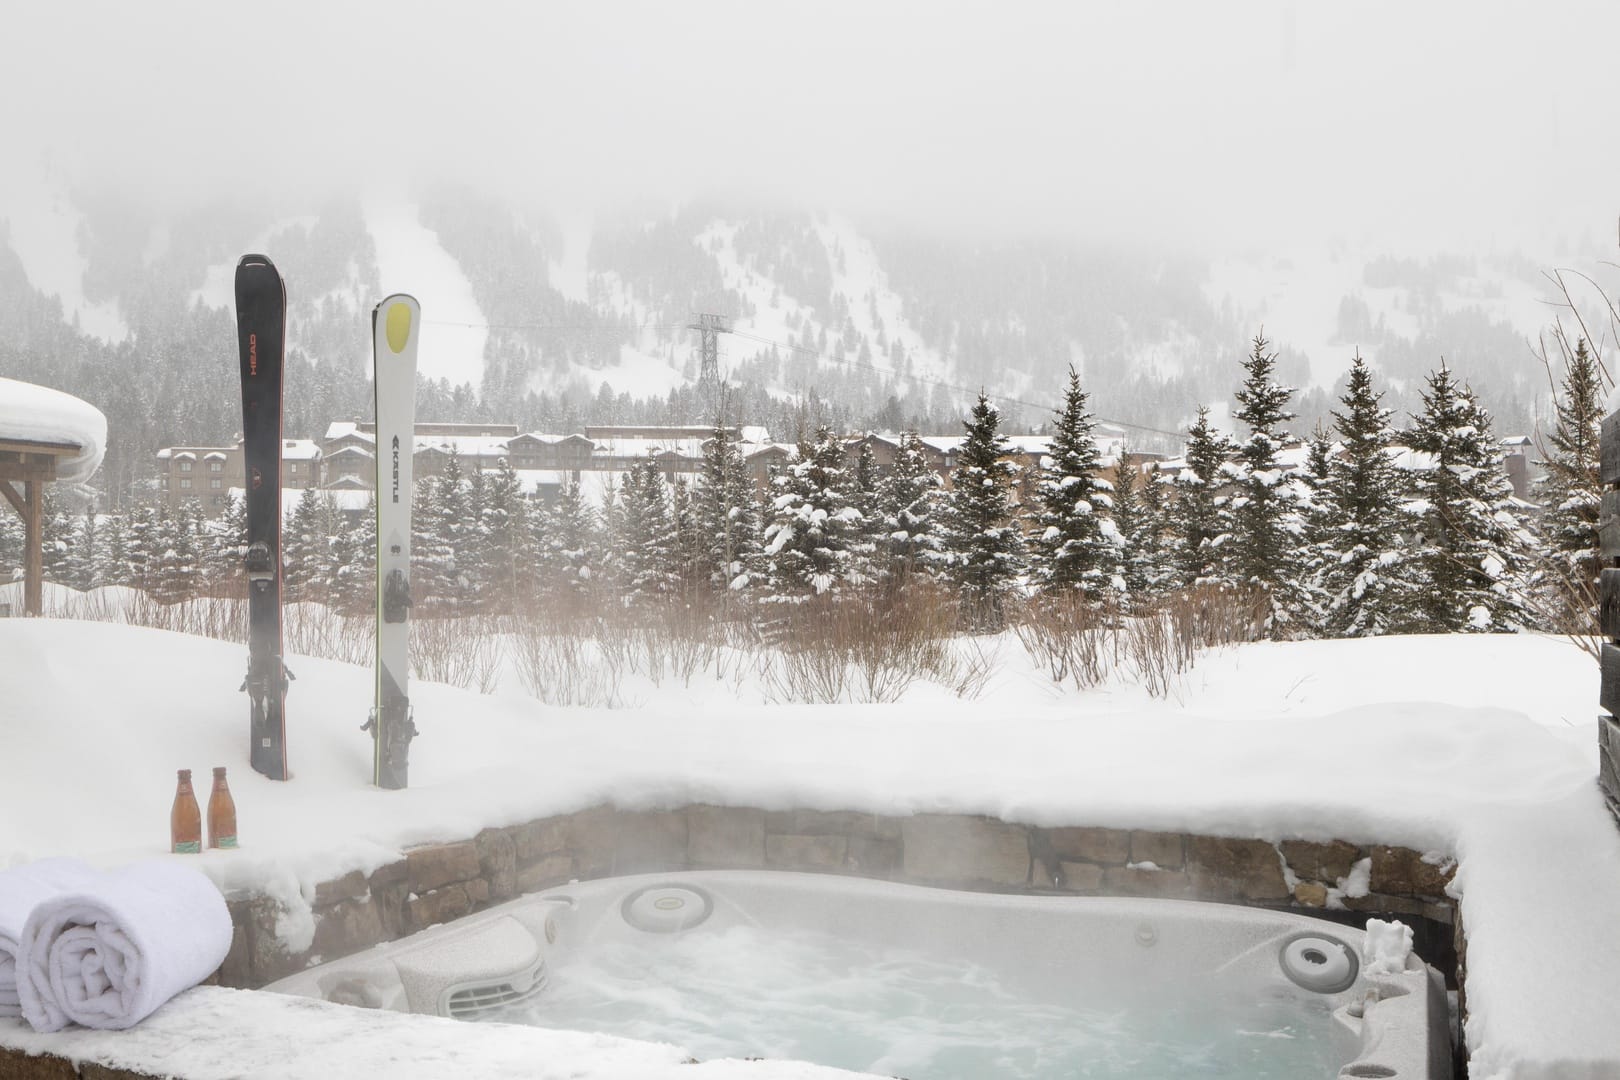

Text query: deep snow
(0, 610), (1617, 1079)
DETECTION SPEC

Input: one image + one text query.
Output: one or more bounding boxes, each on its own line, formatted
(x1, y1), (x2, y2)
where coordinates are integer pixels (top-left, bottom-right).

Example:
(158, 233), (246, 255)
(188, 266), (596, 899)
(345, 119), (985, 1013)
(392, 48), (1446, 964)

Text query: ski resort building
(153, 423), (1165, 518)
(154, 440), (319, 514)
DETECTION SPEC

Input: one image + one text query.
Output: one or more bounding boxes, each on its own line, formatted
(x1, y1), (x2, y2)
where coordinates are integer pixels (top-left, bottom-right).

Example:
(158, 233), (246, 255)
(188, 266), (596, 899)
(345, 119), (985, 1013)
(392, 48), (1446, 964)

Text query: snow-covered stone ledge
(211, 805), (1462, 993)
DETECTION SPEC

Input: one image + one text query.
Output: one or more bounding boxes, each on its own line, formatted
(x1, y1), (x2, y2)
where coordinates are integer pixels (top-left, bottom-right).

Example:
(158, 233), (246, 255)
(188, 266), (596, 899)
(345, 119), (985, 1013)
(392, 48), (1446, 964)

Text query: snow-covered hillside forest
(0, 187), (1599, 508)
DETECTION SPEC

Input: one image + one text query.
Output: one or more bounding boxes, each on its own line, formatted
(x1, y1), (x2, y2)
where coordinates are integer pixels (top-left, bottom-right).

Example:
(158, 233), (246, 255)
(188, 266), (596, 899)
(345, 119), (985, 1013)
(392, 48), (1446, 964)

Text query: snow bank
(0, 618), (1615, 1079)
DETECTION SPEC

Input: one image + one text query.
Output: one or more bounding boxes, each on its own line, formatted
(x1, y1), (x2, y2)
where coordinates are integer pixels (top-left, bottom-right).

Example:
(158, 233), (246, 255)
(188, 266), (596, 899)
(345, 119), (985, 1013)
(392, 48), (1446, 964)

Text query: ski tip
(237, 253), (277, 271)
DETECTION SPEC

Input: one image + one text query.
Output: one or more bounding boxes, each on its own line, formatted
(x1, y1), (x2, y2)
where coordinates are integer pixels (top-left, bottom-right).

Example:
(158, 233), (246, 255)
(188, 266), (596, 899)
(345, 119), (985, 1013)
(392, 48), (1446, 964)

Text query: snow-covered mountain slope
(0, 167), (127, 342)
(363, 195), (488, 388)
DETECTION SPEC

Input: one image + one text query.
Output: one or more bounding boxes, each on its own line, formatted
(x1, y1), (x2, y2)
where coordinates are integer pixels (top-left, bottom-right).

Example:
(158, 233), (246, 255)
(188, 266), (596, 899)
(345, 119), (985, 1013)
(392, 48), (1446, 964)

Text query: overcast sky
(3, 0), (1616, 255)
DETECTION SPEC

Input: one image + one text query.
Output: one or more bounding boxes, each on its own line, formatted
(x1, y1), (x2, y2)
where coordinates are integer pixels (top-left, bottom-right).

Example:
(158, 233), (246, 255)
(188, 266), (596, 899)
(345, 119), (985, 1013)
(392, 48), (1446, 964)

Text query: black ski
(235, 254), (291, 781)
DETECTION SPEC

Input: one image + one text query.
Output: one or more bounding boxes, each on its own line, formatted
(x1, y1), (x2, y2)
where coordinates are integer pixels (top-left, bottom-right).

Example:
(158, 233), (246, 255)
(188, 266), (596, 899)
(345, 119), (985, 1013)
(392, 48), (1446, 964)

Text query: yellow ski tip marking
(385, 301), (413, 354)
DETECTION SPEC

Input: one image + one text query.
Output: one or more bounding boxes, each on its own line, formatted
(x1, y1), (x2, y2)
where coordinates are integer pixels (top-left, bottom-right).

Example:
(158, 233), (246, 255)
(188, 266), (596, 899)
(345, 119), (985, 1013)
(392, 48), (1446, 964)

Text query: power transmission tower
(688, 313), (733, 385)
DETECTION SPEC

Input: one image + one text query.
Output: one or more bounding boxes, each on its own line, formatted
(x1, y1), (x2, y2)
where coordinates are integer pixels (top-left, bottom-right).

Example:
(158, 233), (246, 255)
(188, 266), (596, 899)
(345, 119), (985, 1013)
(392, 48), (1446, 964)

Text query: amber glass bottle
(207, 767), (238, 850)
(170, 769), (201, 854)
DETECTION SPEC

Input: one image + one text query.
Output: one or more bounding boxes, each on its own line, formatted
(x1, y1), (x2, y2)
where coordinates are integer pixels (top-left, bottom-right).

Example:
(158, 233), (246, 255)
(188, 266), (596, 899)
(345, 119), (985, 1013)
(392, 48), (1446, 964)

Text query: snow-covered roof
(326, 446), (374, 460)
(0, 378), (108, 485)
(323, 421), (364, 441)
(203, 451), (227, 462)
(171, 451), (196, 461)
(414, 435), (512, 458)
(282, 440), (320, 461)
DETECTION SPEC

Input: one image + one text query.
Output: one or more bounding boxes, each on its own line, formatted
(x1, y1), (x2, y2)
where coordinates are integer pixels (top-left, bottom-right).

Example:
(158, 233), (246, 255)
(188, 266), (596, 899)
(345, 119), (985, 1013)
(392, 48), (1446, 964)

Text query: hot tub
(266, 871), (1450, 1079)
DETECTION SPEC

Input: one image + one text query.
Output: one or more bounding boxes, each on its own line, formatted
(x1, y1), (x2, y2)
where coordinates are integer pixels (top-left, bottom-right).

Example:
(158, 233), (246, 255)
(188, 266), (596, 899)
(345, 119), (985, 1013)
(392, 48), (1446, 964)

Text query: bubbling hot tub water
(266, 871), (1450, 1080)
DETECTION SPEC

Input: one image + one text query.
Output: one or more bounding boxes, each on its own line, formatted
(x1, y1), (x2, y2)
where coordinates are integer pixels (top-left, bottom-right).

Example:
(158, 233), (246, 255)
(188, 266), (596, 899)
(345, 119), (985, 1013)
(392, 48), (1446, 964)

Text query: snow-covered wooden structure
(0, 378), (107, 616)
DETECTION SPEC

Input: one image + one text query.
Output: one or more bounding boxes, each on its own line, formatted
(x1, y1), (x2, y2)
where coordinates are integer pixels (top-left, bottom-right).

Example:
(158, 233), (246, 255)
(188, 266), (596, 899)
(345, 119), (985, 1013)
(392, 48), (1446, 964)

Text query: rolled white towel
(17, 860), (232, 1032)
(0, 857), (102, 1017)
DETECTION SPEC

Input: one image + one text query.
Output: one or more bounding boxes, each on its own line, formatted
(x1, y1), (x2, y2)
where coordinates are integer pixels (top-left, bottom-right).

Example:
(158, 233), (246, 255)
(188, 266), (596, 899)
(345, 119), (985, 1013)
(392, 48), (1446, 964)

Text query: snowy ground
(1, 613), (1617, 1080)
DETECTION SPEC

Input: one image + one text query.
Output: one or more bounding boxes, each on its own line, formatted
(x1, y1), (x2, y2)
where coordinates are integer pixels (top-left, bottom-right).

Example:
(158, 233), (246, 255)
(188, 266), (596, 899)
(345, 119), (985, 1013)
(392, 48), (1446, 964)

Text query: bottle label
(214, 836), (238, 849)
(173, 841), (201, 854)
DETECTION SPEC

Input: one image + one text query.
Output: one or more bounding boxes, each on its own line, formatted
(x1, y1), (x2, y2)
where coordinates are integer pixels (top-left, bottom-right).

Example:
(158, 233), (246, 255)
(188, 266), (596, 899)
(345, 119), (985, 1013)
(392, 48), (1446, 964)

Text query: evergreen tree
(942, 393), (1026, 631)
(875, 430), (948, 589)
(1225, 332), (1314, 634)
(615, 457), (681, 603)
(1030, 367), (1115, 597)
(481, 458), (536, 611)
(284, 486), (326, 602)
(1534, 337), (1605, 631)
(206, 494), (248, 594)
(669, 474), (703, 596)
(151, 503), (203, 603)
(695, 415), (762, 598)
(330, 498), (375, 616)
(1168, 407), (1232, 587)
(40, 492), (75, 587)
(761, 426), (869, 597)
(1406, 361), (1536, 632)
(1110, 450), (1171, 603)
(99, 512), (131, 589)
(65, 508), (101, 591)
(538, 477), (598, 611)
(1318, 355), (1417, 636)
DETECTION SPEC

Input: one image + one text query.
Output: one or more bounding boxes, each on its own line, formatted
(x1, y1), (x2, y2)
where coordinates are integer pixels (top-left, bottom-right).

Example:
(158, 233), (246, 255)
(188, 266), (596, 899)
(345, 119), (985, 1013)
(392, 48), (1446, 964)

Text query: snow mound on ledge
(0, 377), (107, 484)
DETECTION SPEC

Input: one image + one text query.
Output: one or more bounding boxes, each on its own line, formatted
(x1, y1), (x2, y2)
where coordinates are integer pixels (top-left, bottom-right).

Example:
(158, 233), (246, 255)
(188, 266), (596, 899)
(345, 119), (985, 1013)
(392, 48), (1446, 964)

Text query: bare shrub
(1165, 583), (1271, 653)
(755, 585), (983, 704)
(1012, 594), (1119, 690)
(1121, 607), (1182, 699)
(504, 607), (625, 708)
(410, 614), (504, 692)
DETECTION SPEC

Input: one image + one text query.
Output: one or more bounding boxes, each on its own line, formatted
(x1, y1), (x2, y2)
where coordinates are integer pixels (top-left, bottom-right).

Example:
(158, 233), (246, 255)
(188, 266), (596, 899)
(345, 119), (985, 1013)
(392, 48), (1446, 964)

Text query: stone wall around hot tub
(213, 805), (1465, 1003)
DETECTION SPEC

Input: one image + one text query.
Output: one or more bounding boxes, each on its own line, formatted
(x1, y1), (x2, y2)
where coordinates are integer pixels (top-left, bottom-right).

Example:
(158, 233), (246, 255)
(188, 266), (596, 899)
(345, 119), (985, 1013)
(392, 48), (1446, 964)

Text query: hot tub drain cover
(1279, 934), (1358, 993)
(621, 884), (714, 933)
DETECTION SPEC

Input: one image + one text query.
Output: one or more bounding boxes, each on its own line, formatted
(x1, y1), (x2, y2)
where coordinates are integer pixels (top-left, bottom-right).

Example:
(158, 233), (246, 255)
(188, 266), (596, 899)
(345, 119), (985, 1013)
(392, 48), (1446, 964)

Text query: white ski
(367, 294), (419, 789)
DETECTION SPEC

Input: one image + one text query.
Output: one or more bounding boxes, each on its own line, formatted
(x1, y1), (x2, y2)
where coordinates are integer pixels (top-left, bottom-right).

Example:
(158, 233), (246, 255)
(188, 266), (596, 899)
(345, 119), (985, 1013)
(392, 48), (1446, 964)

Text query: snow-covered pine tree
(615, 456), (681, 603)
(943, 393), (1026, 631)
(1108, 448), (1171, 603)
(538, 477), (598, 613)
(1225, 332), (1315, 634)
(328, 497), (375, 616)
(695, 415), (761, 599)
(64, 508), (100, 591)
(669, 474), (702, 596)
(284, 486), (325, 602)
(876, 430), (947, 590)
(481, 458), (537, 610)
(761, 426), (869, 597)
(1406, 360), (1537, 632)
(1167, 406), (1232, 587)
(205, 494), (248, 596)
(1318, 354), (1418, 637)
(151, 502), (203, 604)
(98, 512), (131, 589)
(39, 492), (75, 588)
(1534, 336), (1606, 633)
(124, 504), (159, 591)
(1030, 367), (1116, 598)
(693, 417), (761, 605)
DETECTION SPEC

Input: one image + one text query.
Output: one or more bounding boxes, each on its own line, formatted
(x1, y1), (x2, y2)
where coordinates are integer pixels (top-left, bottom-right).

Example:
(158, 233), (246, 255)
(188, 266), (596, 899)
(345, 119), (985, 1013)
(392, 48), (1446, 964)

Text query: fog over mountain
(2, 1), (1617, 502)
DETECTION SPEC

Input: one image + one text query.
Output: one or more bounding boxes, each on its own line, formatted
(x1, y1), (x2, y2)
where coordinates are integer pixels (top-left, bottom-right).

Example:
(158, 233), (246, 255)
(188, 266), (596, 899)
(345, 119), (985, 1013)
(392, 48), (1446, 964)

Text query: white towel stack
(13, 859), (233, 1031)
(0, 857), (103, 1018)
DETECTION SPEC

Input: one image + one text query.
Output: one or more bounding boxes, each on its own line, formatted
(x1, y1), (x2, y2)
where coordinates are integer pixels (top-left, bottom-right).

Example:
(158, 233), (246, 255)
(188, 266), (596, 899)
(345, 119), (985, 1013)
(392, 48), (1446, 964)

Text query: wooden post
(0, 442), (70, 618)
(1599, 411), (1620, 824)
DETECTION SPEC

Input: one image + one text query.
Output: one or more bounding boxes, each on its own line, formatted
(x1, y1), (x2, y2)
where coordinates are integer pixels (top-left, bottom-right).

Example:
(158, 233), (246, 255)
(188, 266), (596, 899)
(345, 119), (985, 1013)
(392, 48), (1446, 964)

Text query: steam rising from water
(495, 924), (1348, 1078)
